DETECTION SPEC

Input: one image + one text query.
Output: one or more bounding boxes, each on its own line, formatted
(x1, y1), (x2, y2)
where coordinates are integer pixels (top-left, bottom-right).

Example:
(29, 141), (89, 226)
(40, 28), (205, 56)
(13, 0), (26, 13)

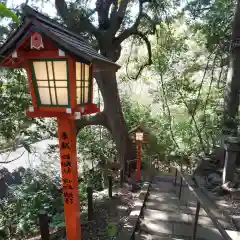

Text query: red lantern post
(0, 6), (120, 240)
(58, 118), (81, 239)
(135, 131), (144, 181)
(136, 142), (142, 181)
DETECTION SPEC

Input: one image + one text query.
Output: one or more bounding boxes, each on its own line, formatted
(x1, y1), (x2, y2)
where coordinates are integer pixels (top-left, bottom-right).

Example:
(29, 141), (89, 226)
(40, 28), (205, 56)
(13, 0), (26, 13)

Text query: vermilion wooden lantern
(0, 5), (120, 240)
(0, 6), (119, 119)
(129, 125), (148, 181)
(129, 125), (149, 144)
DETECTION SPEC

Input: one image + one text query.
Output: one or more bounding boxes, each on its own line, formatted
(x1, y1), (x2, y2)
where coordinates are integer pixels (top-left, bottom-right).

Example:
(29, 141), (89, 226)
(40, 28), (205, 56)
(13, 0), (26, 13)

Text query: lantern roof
(129, 124), (150, 134)
(0, 5), (120, 71)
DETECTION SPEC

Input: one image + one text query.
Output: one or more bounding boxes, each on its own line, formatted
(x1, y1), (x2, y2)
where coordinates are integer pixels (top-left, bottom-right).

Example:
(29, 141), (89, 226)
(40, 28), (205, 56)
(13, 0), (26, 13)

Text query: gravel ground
(215, 192), (240, 216)
(81, 186), (138, 240)
(80, 170), (150, 240)
(27, 186), (139, 240)
(196, 175), (240, 230)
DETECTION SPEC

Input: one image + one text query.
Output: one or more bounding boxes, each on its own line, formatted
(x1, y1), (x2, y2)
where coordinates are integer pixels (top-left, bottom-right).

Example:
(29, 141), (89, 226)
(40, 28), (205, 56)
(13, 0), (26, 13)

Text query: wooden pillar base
(57, 118), (81, 240)
(136, 143), (141, 181)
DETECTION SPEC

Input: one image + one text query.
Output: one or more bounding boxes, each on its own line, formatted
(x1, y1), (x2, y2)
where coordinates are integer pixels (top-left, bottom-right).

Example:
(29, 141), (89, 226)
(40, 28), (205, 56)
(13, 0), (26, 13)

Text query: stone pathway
(135, 175), (232, 240)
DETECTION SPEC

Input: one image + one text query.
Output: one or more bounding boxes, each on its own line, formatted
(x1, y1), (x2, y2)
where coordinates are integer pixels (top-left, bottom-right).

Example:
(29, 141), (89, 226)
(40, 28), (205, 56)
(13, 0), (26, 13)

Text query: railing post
(174, 169), (233, 240)
(165, 155), (170, 173)
(149, 157), (152, 172)
(87, 186), (93, 221)
(174, 168), (177, 186)
(192, 201), (201, 240)
(120, 169), (124, 188)
(38, 210), (50, 240)
(108, 175), (112, 198)
(128, 162), (131, 178)
(178, 176), (183, 200)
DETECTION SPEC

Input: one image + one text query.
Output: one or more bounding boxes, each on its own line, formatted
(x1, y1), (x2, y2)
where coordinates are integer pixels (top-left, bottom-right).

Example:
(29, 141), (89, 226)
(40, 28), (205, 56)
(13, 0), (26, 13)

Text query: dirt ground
(81, 187), (137, 240)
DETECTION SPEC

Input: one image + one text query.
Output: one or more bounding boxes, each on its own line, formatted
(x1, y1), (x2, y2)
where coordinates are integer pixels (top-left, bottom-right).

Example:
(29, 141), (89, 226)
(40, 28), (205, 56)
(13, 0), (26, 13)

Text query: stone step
(144, 207), (231, 228)
(149, 189), (178, 198)
(135, 232), (198, 240)
(145, 200), (186, 211)
(145, 200), (208, 216)
(140, 219), (225, 240)
(142, 209), (189, 224)
(180, 206), (207, 216)
(147, 194), (185, 205)
(142, 209), (220, 227)
(140, 175), (238, 240)
(150, 187), (177, 194)
(140, 219), (173, 235)
(173, 222), (224, 240)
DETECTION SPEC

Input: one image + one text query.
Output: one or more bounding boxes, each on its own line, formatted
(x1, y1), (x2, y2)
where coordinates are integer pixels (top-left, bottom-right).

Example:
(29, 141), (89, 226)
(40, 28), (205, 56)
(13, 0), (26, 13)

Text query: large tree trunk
(95, 70), (134, 170)
(55, 0), (153, 179)
(221, 0), (240, 185)
(223, 0), (240, 136)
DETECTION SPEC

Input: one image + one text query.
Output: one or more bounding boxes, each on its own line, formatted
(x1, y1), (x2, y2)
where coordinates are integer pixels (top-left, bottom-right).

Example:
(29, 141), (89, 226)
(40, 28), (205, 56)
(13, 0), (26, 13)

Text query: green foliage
(149, 14), (225, 157)
(0, 169), (63, 238)
(121, 96), (154, 128)
(0, 3), (19, 23)
(120, 12), (226, 159)
(121, 96), (171, 157)
(0, 168), (93, 239)
(80, 168), (104, 191)
(50, 212), (65, 229)
(185, 0), (234, 54)
(0, 69), (30, 141)
(0, 2), (20, 43)
(105, 222), (117, 237)
(77, 126), (116, 167)
(0, 68), (55, 152)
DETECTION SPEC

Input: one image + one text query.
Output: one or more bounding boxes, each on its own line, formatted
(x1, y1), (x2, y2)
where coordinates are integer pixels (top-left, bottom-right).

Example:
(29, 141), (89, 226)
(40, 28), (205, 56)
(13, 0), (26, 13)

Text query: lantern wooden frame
(24, 48), (97, 119)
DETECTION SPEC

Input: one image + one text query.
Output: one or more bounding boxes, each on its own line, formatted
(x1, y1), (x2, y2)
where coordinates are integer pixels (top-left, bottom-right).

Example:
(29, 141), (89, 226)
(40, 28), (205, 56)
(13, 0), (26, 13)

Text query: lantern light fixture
(136, 132), (144, 141)
(31, 59), (69, 106)
(30, 60), (92, 107)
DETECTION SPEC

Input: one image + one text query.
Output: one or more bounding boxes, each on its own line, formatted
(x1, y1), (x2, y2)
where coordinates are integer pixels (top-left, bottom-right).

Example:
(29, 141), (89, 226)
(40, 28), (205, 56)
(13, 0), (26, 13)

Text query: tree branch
(55, 0), (100, 40)
(159, 73), (180, 150)
(96, 0), (112, 30)
(141, 13), (157, 34)
(76, 111), (109, 134)
(109, 0), (119, 22)
(0, 151), (25, 164)
(110, 0), (129, 35)
(190, 51), (213, 124)
(199, 54), (217, 138)
(174, 78), (207, 154)
(113, 2), (158, 45)
(131, 31), (152, 79)
(114, 0), (143, 44)
(117, 0), (130, 18)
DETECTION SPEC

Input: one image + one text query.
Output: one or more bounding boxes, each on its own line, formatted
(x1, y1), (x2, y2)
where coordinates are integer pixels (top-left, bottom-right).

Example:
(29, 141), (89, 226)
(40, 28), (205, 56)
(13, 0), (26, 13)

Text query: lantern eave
(129, 124), (149, 134)
(26, 103), (100, 118)
(0, 5), (121, 72)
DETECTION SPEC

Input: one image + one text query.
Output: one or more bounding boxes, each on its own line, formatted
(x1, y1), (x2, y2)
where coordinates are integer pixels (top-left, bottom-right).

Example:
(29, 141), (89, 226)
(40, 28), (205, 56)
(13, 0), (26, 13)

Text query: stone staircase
(135, 175), (232, 240)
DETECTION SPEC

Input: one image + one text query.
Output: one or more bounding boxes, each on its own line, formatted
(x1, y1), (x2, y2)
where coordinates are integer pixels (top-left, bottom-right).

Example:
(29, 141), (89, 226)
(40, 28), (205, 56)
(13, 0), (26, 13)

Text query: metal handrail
(173, 167), (234, 240)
